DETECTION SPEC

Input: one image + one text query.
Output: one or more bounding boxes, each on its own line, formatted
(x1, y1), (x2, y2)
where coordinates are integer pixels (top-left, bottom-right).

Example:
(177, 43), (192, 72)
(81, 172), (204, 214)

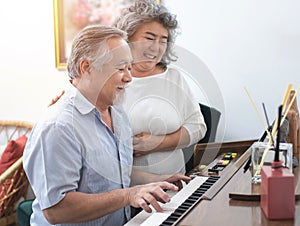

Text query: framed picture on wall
(53, 0), (138, 70)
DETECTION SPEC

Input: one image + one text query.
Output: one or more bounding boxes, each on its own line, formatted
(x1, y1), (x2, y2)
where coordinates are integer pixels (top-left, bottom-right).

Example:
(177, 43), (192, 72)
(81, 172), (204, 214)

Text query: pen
(243, 155), (252, 173)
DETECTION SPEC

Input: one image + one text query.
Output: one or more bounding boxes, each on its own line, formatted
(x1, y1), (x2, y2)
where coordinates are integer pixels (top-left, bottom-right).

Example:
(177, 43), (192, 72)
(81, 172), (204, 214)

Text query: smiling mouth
(143, 52), (157, 60)
(116, 85), (128, 91)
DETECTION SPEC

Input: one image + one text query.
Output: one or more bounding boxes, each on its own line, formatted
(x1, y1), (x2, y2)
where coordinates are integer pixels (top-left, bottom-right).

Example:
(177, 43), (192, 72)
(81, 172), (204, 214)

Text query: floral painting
(53, 0), (135, 70)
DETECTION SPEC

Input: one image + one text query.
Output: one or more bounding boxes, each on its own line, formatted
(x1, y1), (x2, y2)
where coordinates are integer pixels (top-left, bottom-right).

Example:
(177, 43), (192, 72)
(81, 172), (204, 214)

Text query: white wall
(0, 0), (299, 142)
(0, 0), (68, 122)
(164, 0), (300, 141)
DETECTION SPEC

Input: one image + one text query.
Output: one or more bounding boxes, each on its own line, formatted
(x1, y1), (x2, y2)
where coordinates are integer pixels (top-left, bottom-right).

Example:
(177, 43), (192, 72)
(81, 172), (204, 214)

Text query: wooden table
(181, 147), (300, 226)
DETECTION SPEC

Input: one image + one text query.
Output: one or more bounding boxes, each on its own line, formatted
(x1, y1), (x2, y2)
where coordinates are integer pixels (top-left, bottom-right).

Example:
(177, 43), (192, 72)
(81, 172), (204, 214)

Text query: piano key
(196, 187), (206, 192)
(200, 183), (212, 189)
(170, 212), (182, 217)
(125, 176), (211, 226)
(183, 199), (196, 205)
(163, 216), (178, 224)
(186, 197), (199, 202)
(196, 188), (207, 193)
(202, 181), (215, 186)
(163, 221), (176, 224)
(173, 209), (185, 214)
(193, 191), (204, 196)
(179, 202), (193, 209)
(159, 176), (220, 226)
(206, 177), (219, 182)
(189, 194), (202, 199)
(176, 205), (190, 212)
(166, 215), (178, 221)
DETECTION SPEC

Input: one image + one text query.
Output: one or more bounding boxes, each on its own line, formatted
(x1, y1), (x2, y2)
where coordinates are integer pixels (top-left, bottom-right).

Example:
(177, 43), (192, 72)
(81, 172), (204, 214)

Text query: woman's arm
(130, 168), (191, 188)
(133, 127), (190, 157)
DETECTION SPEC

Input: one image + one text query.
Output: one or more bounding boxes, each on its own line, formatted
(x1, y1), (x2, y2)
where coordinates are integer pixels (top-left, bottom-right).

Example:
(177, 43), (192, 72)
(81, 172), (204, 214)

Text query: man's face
(96, 37), (133, 107)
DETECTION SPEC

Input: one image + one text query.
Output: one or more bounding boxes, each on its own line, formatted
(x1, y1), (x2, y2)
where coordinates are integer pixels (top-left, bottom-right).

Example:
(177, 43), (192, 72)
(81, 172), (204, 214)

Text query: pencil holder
(250, 141), (292, 183)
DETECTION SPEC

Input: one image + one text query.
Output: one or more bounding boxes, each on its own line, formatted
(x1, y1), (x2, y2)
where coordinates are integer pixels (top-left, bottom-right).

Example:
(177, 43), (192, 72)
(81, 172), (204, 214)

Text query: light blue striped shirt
(23, 85), (133, 226)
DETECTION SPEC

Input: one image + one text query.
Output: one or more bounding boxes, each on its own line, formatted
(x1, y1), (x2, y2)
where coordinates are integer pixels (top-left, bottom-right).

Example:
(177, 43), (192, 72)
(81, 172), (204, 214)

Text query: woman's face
(128, 21), (168, 73)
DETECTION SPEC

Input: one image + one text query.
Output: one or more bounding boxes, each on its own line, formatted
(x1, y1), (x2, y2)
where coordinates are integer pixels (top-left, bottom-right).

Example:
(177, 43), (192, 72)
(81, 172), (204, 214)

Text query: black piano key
(206, 177), (219, 182)
(191, 192), (203, 197)
(180, 202), (193, 207)
(160, 210), (185, 225)
(174, 208), (185, 215)
(195, 187), (205, 192)
(191, 194), (201, 198)
(200, 183), (211, 189)
(196, 187), (207, 192)
(161, 214), (180, 225)
(190, 194), (201, 199)
(161, 220), (175, 225)
(191, 192), (202, 197)
(180, 202), (193, 209)
(184, 197), (196, 202)
(193, 190), (204, 196)
(165, 215), (178, 221)
(203, 181), (215, 186)
(170, 212), (182, 218)
(207, 176), (219, 181)
(196, 188), (206, 193)
(184, 198), (197, 204)
(177, 205), (190, 212)
(187, 196), (199, 202)
(208, 176), (220, 181)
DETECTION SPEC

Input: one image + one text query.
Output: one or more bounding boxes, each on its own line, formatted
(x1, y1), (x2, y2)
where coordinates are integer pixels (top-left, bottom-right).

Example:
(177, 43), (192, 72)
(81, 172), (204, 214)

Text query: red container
(260, 161), (295, 220)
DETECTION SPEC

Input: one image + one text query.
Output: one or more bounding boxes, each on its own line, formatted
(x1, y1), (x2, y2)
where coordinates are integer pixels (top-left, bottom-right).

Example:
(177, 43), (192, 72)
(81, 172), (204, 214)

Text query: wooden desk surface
(181, 148), (300, 226)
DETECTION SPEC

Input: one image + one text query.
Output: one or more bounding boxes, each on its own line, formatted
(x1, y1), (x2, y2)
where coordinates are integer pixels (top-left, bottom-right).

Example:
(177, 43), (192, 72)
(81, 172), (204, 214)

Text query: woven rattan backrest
(0, 120), (33, 145)
(0, 120), (33, 224)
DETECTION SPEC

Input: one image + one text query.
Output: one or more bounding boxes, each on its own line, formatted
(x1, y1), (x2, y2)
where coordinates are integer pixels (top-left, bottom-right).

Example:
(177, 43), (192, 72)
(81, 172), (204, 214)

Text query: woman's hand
(48, 90), (65, 107)
(133, 133), (164, 157)
(132, 127), (191, 157)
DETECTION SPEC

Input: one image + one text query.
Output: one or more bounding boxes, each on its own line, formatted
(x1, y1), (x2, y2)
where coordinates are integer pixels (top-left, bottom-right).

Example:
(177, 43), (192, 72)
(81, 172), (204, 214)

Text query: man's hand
(126, 181), (178, 213)
(164, 174), (191, 191)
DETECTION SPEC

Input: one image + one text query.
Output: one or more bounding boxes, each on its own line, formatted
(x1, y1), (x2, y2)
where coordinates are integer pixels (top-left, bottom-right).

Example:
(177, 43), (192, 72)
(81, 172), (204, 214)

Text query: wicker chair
(0, 120), (33, 226)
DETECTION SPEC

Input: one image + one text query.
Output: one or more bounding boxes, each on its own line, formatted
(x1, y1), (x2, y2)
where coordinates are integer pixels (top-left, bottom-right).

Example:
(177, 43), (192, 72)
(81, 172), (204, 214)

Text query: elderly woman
(115, 0), (207, 177)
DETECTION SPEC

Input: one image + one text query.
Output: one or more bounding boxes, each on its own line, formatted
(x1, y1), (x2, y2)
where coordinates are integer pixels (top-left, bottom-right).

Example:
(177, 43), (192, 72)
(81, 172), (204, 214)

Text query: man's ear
(79, 59), (91, 75)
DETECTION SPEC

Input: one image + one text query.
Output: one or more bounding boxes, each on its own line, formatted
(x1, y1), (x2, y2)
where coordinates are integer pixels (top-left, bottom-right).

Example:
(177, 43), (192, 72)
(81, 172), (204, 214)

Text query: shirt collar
(68, 84), (96, 115)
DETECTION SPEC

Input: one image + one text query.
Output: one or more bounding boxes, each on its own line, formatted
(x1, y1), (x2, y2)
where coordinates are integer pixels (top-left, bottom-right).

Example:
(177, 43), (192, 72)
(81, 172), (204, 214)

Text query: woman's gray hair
(67, 24), (127, 79)
(114, 0), (179, 68)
